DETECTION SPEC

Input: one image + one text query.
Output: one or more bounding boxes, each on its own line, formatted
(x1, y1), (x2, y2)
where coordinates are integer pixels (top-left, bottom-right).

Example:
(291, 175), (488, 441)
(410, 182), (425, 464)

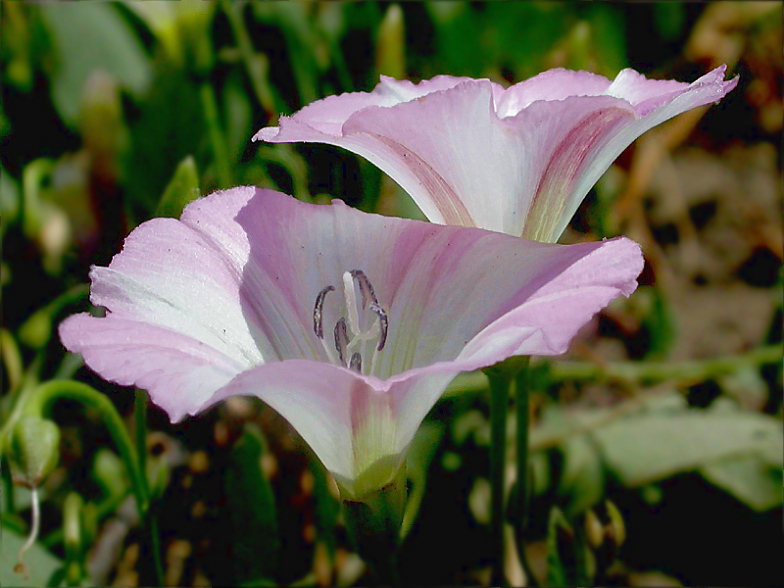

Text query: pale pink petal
(537, 65), (738, 240)
(205, 360), (374, 488)
(255, 66), (736, 242)
(495, 68), (615, 116)
(380, 236), (643, 444)
(257, 75), (475, 139)
(60, 315), (245, 422)
(499, 95), (638, 241)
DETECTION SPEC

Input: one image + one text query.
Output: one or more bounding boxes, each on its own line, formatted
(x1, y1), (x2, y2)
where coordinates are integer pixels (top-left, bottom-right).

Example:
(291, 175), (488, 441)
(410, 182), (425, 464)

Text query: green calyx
(340, 463), (407, 584)
(6, 415), (60, 487)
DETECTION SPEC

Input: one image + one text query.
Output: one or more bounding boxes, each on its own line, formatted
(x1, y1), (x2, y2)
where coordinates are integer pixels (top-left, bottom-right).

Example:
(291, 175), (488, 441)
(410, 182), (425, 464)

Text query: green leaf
(155, 156), (200, 219)
(700, 454), (783, 511)
(592, 410), (783, 488)
(0, 527), (63, 588)
(224, 424), (279, 585)
(37, 3), (151, 127)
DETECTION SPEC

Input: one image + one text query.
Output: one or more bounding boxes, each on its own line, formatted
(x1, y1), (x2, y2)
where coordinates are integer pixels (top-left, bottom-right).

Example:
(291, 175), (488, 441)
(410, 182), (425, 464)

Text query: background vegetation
(2, 1), (782, 586)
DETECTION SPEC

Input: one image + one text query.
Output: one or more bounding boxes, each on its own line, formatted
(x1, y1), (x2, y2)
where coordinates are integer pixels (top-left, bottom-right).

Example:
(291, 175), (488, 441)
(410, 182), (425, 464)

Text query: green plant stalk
(148, 514), (164, 585)
(199, 82), (232, 188)
(19, 381), (164, 585)
(134, 389), (164, 585)
(134, 390), (148, 497)
(21, 381), (148, 515)
(487, 369), (511, 587)
(514, 360), (539, 587)
(341, 465), (406, 586)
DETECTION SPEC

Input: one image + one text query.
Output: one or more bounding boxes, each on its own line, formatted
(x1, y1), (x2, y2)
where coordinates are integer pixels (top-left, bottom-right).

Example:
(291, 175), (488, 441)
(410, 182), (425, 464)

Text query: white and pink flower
(255, 66), (737, 242)
(60, 187), (642, 498)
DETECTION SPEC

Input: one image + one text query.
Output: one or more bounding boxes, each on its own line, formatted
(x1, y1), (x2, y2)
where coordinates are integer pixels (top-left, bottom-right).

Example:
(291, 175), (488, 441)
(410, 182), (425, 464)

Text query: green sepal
(341, 463), (406, 583)
(6, 416), (60, 487)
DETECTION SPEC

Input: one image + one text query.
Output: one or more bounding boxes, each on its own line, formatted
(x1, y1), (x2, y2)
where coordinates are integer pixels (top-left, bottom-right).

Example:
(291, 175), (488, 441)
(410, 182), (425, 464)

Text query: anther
(313, 285), (335, 339)
(334, 318), (349, 365)
(349, 353), (362, 372)
(349, 269), (378, 309)
(369, 303), (388, 351)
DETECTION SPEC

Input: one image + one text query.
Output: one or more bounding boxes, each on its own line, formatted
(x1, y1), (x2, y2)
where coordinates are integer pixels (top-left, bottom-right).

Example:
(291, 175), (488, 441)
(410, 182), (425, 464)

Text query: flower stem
(21, 381), (164, 585)
(514, 359), (539, 587)
(486, 368), (511, 586)
(134, 390), (149, 497)
(135, 390), (165, 586)
(22, 381), (148, 515)
(341, 466), (406, 586)
(14, 486), (40, 578)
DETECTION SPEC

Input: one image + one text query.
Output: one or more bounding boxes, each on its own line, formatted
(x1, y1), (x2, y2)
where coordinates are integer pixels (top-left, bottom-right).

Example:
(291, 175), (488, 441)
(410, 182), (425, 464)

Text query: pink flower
(60, 188), (643, 498)
(255, 66), (737, 242)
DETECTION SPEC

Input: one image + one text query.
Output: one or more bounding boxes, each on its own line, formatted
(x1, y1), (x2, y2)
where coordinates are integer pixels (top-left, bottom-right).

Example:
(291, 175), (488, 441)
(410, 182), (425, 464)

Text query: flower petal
(256, 75), (477, 140)
(60, 315), (245, 422)
(204, 359), (411, 498)
(255, 66), (736, 242)
(495, 68), (616, 115)
(530, 65), (738, 241)
(380, 236), (643, 447)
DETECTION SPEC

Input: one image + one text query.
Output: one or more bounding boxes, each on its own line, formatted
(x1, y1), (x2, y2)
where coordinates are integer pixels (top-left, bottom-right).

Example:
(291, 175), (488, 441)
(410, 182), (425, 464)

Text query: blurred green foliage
(1, 2), (781, 587)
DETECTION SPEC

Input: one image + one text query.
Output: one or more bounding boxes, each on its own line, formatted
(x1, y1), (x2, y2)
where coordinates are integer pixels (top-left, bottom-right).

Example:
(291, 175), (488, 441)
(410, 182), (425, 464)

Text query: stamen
(314, 269), (389, 376)
(313, 285), (335, 339)
(349, 269), (379, 309)
(342, 272), (361, 336)
(369, 303), (388, 351)
(334, 318), (349, 365)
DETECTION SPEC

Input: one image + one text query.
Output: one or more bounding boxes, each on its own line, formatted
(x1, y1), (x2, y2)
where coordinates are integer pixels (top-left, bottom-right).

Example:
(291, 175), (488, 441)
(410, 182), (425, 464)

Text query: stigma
(313, 270), (388, 375)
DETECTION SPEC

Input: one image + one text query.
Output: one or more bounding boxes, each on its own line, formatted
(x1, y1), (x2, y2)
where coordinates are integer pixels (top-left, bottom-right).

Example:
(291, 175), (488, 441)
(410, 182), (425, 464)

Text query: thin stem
(487, 369), (511, 587)
(199, 82), (232, 188)
(148, 514), (165, 585)
(15, 486), (40, 575)
(341, 466), (405, 586)
(135, 390), (165, 586)
(514, 360), (539, 587)
(21, 381), (164, 585)
(134, 390), (149, 498)
(22, 381), (149, 516)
